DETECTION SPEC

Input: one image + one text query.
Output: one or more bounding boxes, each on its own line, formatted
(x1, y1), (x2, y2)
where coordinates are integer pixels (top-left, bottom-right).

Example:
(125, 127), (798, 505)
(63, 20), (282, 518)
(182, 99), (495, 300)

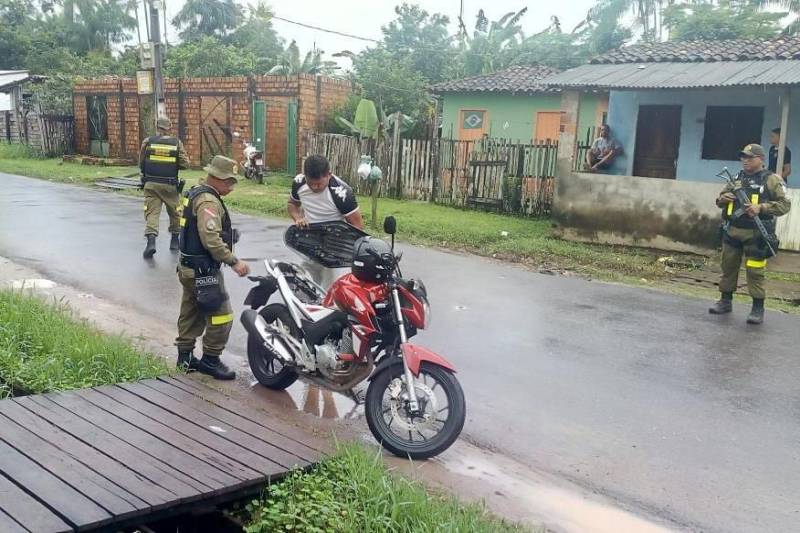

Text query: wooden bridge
(0, 376), (325, 532)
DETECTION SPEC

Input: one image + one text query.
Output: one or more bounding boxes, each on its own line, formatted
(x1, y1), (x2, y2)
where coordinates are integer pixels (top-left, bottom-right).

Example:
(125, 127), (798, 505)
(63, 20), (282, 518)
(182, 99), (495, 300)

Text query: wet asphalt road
(1, 173), (799, 532)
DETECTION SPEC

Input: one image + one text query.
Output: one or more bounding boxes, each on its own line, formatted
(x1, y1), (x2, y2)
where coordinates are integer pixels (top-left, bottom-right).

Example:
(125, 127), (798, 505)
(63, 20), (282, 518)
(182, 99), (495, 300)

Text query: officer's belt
(180, 253), (220, 270)
(143, 176), (179, 185)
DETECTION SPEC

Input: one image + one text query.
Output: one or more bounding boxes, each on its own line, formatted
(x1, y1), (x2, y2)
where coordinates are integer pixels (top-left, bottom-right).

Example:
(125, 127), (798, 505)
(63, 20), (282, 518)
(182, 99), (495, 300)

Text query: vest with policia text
(722, 170), (777, 230)
(142, 135), (180, 184)
(179, 185), (232, 270)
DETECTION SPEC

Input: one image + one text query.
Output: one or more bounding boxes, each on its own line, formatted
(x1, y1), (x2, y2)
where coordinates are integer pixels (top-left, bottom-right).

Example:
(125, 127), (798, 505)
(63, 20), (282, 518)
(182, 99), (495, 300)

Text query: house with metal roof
(430, 65), (606, 143)
(541, 38), (800, 253)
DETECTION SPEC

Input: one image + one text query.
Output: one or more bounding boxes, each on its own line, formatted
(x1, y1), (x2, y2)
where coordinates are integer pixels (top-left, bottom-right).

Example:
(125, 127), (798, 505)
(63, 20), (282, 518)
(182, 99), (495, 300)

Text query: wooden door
(633, 105), (682, 179)
(534, 111), (562, 142)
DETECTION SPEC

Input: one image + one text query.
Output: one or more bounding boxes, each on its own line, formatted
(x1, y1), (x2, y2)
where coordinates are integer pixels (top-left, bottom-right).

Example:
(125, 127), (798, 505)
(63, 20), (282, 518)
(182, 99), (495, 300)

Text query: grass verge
(0, 290), (170, 396)
(1, 149), (797, 312)
(244, 443), (531, 533)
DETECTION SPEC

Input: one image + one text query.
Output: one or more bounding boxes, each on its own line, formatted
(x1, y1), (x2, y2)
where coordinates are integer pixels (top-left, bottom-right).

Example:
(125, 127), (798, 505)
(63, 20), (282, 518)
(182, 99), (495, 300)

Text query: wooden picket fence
(300, 132), (560, 217)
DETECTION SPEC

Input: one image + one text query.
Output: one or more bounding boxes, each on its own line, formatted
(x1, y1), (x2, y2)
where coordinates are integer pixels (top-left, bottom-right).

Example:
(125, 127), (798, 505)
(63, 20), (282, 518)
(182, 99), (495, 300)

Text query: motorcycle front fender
(371, 343), (457, 379)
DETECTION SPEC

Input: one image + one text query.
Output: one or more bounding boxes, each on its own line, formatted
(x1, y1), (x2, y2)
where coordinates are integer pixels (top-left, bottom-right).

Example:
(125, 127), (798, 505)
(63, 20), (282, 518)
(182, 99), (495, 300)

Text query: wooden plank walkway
(0, 376), (325, 532)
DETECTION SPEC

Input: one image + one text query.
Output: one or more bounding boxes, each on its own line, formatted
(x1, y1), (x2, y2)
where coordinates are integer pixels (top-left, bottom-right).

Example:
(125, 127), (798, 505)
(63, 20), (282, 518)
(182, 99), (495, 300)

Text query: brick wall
(72, 74), (354, 170)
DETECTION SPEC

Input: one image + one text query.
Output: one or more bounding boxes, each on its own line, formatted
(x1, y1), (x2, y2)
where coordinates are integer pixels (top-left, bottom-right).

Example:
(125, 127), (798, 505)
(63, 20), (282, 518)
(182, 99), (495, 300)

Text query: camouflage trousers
(143, 182), (180, 237)
(175, 265), (234, 357)
(719, 225), (769, 299)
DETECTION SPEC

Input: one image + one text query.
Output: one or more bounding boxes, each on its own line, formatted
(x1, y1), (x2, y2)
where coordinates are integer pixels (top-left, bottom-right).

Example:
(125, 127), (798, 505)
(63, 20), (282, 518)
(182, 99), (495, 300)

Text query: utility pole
(147, 0), (165, 124)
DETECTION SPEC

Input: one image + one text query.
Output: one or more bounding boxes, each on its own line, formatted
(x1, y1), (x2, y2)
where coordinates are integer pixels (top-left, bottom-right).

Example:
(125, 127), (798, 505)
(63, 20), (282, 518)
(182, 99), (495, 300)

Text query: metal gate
(200, 96), (232, 164)
(252, 100), (266, 153)
(286, 101), (298, 173)
(86, 96), (108, 157)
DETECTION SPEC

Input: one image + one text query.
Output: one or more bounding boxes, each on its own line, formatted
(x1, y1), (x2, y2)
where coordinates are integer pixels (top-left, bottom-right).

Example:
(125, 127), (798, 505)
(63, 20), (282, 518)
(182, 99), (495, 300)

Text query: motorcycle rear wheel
(247, 303), (299, 390)
(365, 361), (465, 459)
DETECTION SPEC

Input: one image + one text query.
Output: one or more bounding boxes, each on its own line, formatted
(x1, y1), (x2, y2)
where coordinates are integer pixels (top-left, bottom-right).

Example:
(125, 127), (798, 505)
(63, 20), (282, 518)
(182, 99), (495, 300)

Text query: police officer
(176, 155), (250, 379)
(709, 144), (791, 324)
(140, 116), (190, 259)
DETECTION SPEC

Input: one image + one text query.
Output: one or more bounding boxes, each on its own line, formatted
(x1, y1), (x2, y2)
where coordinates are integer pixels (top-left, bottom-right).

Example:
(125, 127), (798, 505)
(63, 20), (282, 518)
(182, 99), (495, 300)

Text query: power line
(271, 15), (380, 43)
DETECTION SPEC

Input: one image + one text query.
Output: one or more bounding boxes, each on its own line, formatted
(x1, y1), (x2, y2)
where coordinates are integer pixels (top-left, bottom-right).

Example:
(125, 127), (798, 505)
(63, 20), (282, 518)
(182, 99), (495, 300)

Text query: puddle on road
(248, 380), (363, 421)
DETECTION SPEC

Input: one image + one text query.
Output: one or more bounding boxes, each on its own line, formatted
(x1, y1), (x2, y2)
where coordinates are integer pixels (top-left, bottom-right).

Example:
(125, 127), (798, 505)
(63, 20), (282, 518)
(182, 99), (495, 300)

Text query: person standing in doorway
(140, 116), (190, 259)
(709, 144), (790, 324)
(768, 127), (791, 183)
(287, 155), (364, 287)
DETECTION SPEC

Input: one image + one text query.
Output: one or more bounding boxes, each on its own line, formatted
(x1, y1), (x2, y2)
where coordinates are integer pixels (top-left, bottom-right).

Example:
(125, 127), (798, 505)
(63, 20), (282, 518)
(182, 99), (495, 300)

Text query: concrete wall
(440, 92), (603, 142)
(606, 87), (800, 182)
(552, 169), (723, 253)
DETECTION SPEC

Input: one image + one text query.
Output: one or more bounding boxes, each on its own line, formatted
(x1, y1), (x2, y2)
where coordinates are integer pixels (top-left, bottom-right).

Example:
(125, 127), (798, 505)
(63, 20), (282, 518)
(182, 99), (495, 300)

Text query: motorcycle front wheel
(247, 303), (299, 390)
(365, 361), (465, 459)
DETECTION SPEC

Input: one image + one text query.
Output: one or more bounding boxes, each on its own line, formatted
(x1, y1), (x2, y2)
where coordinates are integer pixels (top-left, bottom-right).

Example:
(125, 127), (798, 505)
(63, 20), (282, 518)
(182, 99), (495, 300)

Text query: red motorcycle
(240, 217), (465, 459)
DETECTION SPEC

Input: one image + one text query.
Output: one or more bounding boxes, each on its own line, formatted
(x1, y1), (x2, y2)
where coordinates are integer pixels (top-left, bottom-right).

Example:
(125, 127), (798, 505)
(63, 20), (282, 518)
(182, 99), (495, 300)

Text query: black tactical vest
(724, 170), (776, 229)
(142, 135), (179, 183)
(179, 185), (232, 270)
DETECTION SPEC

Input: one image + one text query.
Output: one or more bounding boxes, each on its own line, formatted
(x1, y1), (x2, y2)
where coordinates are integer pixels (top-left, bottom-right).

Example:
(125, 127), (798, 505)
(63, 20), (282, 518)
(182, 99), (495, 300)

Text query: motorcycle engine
(315, 329), (356, 381)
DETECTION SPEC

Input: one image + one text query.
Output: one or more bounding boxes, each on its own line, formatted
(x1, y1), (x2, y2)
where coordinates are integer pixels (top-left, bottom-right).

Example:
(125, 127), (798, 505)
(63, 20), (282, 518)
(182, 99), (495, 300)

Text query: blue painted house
(542, 38), (800, 252)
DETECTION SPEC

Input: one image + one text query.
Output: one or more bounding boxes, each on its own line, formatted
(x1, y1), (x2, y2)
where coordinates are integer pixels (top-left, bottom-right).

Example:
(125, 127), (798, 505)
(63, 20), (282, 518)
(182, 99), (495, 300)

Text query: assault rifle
(716, 167), (778, 258)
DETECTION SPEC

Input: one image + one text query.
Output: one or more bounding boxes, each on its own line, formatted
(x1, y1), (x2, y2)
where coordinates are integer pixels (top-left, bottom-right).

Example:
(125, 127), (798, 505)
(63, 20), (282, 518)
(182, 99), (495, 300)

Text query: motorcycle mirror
(383, 216), (397, 235)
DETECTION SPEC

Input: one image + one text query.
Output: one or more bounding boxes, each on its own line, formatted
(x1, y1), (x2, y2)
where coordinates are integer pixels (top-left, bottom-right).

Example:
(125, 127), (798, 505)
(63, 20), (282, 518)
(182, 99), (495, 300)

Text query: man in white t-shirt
(287, 155), (364, 287)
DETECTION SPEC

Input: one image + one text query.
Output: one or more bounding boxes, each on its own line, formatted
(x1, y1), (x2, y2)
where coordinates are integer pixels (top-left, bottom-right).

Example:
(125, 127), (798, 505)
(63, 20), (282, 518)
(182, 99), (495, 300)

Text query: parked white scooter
(234, 132), (266, 184)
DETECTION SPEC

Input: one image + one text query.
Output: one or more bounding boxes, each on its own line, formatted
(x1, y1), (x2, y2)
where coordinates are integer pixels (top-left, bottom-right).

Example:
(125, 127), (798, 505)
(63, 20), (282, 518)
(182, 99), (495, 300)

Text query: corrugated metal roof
(541, 60), (800, 90)
(0, 71), (31, 92)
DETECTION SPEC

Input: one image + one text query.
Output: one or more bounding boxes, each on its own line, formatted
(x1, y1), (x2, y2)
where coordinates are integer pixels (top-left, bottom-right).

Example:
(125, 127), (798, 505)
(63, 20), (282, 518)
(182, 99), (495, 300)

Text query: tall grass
(245, 443), (531, 533)
(0, 290), (169, 396)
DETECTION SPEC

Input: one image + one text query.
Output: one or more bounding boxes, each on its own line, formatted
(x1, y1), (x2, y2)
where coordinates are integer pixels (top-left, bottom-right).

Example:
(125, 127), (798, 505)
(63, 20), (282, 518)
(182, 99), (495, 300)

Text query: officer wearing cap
(175, 155), (250, 379)
(709, 144), (790, 324)
(140, 116), (190, 259)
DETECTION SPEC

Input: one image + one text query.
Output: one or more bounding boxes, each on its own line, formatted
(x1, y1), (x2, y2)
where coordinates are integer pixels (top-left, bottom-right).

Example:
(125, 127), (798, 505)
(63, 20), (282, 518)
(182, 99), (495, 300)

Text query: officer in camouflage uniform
(709, 144), (791, 324)
(140, 116), (190, 259)
(176, 155), (250, 379)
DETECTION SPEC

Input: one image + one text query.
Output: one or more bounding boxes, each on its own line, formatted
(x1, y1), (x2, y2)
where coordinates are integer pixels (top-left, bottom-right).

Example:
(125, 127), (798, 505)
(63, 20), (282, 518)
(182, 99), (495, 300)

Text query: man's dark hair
(304, 155), (330, 179)
(772, 127), (781, 135)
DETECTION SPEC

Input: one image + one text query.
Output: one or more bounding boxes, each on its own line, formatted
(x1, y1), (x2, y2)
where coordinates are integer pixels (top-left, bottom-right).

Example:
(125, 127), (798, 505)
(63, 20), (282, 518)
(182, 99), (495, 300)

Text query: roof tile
(591, 37), (800, 64)
(429, 65), (561, 94)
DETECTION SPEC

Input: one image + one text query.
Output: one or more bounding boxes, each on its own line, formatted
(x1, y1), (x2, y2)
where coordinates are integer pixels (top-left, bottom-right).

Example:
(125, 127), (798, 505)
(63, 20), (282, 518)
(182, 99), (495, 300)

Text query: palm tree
(576, 0), (666, 45)
(172, 0), (243, 40)
(268, 40), (337, 75)
(62, 0), (137, 53)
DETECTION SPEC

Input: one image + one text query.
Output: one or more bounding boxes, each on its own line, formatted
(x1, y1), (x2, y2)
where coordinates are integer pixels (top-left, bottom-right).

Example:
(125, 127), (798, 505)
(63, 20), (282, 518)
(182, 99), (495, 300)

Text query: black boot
(196, 355), (236, 380)
(709, 292), (733, 314)
(176, 348), (199, 372)
(143, 234), (156, 259)
(169, 233), (180, 251)
(747, 299), (765, 325)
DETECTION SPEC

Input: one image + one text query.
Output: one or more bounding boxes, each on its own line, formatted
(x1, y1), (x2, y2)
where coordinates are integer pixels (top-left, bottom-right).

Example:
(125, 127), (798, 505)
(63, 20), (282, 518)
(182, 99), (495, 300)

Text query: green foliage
(164, 36), (258, 78)
(663, 1), (786, 41)
(353, 98), (379, 139)
(0, 290), (170, 394)
(353, 47), (433, 122)
(244, 444), (529, 533)
(172, 0), (243, 41)
(455, 8), (528, 77)
(225, 1), (284, 73)
(380, 3), (455, 84)
(269, 40), (338, 75)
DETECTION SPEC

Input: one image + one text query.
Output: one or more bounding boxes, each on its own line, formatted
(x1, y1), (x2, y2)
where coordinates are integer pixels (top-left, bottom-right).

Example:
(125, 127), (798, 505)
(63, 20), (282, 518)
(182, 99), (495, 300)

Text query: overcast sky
(148, 1), (597, 65)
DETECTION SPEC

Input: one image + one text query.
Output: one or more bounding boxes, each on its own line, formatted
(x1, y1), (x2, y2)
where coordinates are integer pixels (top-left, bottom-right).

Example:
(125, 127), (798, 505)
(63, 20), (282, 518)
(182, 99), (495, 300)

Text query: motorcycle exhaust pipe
(240, 310), (296, 363)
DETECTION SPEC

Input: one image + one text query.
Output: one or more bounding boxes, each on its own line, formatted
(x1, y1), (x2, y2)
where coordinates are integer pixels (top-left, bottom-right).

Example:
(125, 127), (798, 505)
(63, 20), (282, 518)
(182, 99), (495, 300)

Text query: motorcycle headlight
(422, 299), (431, 329)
